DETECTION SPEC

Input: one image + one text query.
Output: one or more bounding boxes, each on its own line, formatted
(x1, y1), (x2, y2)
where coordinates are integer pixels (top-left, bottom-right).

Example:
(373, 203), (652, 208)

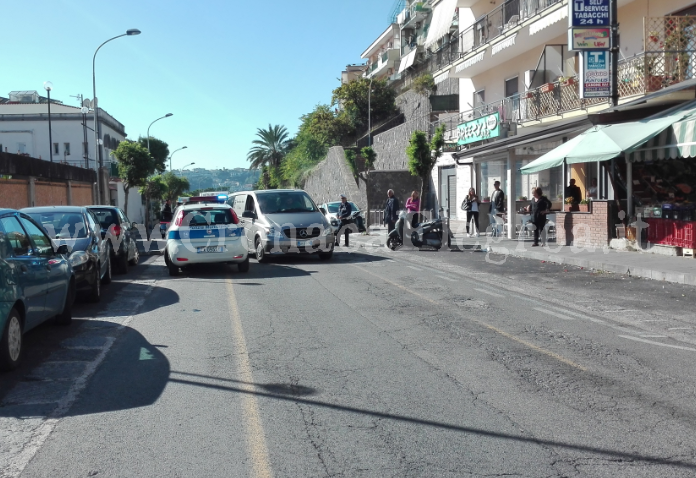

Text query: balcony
(364, 48), (402, 79)
(436, 48), (696, 141)
(399, 2), (431, 29)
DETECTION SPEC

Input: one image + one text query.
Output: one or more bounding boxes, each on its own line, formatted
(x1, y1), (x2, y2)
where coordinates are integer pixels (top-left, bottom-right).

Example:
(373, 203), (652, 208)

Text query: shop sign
(569, 27), (610, 50)
(443, 143), (460, 153)
(570, 0), (610, 27)
(457, 112), (500, 146)
(581, 50), (611, 98)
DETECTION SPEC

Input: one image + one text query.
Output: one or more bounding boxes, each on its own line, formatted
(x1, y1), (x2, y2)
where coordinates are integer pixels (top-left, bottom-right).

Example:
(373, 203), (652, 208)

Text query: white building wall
(111, 181), (145, 224)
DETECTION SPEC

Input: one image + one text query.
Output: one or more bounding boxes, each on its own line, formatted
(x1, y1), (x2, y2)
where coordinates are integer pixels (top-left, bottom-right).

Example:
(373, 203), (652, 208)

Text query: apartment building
(423, 0), (696, 233)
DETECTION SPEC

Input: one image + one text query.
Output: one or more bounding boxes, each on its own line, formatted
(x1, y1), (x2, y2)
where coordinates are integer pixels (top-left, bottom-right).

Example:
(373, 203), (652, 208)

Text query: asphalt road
(2, 243), (696, 477)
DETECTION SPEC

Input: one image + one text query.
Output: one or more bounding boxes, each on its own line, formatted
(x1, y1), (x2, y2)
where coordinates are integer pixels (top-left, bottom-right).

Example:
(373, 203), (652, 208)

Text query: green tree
(111, 141), (155, 216)
(331, 78), (397, 134)
(139, 175), (167, 230)
(138, 136), (169, 173)
(406, 125), (445, 211)
(412, 73), (436, 97)
(247, 124), (290, 169)
(161, 171), (190, 201)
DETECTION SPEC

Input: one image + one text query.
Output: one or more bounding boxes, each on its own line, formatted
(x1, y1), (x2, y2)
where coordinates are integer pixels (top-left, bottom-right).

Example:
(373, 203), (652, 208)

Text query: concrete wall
(303, 146), (366, 208)
(372, 114), (432, 171)
(71, 183), (94, 206)
(0, 179), (29, 209)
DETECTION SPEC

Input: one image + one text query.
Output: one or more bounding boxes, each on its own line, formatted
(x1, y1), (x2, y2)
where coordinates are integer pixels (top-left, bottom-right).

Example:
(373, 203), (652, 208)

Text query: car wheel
(319, 251), (333, 261)
(255, 237), (268, 263)
(55, 279), (74, 326)
(167, 254), (179, 276)
(101, 253), (112, 285)
(0, 308), (22, 371)
(129, 245), (140, 266)
(119, 251), (129, 274)
(87, 265), (101, 303)
(238, 256), (250, 273)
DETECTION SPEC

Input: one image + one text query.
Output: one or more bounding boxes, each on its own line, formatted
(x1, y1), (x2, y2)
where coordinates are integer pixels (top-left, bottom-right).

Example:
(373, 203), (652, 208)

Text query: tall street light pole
(180, 162), (195, 175)
(44, 82), (54, 163)
(92, 28), (141, 204)
(367, 77), (374, 147)
(147, 113), (173, 153)
(168, 146), (188, 171)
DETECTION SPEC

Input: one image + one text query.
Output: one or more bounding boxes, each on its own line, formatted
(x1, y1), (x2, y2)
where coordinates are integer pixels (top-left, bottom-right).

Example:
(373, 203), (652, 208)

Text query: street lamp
(92, 28), (141, 204)
(44, 81), (54, 163)
(147, 113), (173, 152)
(367, 77), (374, 147)
(168, 146), (187, 171)
(180, 162), (195, 175)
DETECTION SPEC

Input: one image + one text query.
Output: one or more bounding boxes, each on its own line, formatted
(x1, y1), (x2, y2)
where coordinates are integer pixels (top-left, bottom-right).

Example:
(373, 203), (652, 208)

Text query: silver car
(229, 190), (335, 262)
(318, 201), (366, 235)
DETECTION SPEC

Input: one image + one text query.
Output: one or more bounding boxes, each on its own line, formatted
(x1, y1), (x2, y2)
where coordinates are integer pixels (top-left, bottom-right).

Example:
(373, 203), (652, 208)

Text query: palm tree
(247, 124), (290, 169)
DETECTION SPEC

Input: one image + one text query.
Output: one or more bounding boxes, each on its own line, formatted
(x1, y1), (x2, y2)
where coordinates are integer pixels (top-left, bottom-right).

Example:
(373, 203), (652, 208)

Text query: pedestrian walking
(524, 187), (552, 246)
(161, 199), (173, 222)
(405, 191), (420, 227)
(335, 194), (353, 247)
(384, 189), (400, 233)
(461, 188), (480, 237)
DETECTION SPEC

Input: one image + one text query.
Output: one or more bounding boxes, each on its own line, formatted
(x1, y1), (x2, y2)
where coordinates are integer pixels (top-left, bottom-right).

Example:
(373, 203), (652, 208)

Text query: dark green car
(0, 209), (74, 371)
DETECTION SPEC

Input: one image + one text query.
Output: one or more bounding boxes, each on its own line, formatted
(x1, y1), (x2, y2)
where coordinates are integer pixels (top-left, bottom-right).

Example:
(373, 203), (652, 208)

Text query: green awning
(520, 115), (682, 174)
(627, 116), (696, 161)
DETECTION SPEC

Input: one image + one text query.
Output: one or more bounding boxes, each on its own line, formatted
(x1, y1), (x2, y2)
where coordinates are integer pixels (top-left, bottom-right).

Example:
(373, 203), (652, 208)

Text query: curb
(487, 245), (696, 286)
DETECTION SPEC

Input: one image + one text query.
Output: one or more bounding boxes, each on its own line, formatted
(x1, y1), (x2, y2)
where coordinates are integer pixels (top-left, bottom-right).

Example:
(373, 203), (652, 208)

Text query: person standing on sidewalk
(384, 189), (400, 233)
(490, 181), (505, 236)
(525, 187), (552, 247)
(335, 194), (353, 247)
(405, 191), (420, 227)
(462, 188), (480, 237)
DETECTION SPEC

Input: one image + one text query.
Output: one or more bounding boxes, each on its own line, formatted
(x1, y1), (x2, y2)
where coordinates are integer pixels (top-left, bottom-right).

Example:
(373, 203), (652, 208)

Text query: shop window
(64, 143), (70, 156)
(516, 160), (564, 204)
(53, 143), (59, 155)
(480, 160), (506, 200)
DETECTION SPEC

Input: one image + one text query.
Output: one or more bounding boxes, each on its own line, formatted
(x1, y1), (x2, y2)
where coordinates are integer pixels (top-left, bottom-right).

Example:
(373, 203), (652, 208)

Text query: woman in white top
(462, 187), (481, 237)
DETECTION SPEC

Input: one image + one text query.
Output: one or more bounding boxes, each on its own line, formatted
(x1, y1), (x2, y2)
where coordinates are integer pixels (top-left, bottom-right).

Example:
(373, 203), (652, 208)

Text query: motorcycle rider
(336, 194), (353, 247)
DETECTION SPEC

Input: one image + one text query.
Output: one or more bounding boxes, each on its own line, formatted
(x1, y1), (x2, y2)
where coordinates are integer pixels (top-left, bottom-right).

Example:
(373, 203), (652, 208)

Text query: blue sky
(2, 0), (393, 170)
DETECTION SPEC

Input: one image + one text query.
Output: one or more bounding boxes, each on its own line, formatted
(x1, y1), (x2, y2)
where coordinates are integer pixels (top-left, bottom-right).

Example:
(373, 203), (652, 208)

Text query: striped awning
(628, 117), (696, 162)
(424, 0), (458, 50)
(397, 49), (417, 74)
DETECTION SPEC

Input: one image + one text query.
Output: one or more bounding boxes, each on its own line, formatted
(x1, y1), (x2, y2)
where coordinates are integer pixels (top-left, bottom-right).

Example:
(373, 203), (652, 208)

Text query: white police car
(164, 195), (248, 276)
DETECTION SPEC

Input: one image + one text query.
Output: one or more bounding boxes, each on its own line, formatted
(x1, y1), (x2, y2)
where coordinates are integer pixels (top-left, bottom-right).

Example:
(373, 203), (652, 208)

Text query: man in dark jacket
(161, 199), (173, 222)
(384, 189), (400, 233)
(336, 194), (353, 247)
(566, 179), (582, 204)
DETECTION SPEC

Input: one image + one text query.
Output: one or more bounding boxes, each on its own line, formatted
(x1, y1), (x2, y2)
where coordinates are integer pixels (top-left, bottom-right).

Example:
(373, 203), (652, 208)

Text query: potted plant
(648, 31), (660, 44)
(518, 195), (528, 201)
(564, 197), (578, 212)
(559, 76), (576, 87)
(540, 83), (554, 94)
(578, 199), (590, 212)
(523, 91), (535, 99)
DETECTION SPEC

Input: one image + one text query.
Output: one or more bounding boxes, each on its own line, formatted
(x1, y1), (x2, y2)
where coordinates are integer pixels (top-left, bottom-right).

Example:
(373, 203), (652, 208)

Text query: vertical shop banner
(581, 51), (611, 98)
(569, 0), (612, 51)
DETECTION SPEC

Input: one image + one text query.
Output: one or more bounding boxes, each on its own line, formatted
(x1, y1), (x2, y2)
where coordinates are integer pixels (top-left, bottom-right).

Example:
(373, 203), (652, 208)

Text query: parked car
(318, 201), (366, 234)
(164, 195), (249, 276)
(229, 189), (334, 262)
(87, 206), (140, 273)
(22, 207), (111, 302)
(0, 209), (74, 371)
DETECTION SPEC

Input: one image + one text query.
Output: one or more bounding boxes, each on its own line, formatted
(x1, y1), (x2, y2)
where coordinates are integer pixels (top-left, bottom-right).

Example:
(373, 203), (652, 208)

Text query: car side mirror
(242, 211), (256, 219)
(319, 208), (327, 215)
(56, 244), (70, 255)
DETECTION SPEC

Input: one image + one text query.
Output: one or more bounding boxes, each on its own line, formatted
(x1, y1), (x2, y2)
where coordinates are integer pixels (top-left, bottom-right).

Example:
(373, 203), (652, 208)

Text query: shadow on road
(165, 371), (696, 472)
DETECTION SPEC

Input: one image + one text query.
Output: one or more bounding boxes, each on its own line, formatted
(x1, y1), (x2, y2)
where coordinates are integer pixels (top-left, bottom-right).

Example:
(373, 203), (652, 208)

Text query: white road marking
(437, 275), (458, 282)
(407, 266), (423, 272)
(668, 327), (693, 330)
(640, 335), (668, 338)
(0, 285), (153, 478)
(619, 335), (696, 351)
(474, 288), (505, 298)
(534, 307), (575, 321)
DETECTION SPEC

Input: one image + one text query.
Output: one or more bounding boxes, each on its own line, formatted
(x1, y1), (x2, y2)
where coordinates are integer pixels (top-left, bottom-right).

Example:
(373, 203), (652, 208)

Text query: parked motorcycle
(387, 211), (454, 251)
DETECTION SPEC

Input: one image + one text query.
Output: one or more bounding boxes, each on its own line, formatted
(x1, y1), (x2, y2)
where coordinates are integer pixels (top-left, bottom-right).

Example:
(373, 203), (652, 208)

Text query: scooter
(387, 211), (454, 251)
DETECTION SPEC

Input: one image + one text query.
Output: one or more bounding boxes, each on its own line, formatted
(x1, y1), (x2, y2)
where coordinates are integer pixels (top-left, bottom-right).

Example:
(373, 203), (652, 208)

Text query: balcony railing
(434, 49), (696, 139)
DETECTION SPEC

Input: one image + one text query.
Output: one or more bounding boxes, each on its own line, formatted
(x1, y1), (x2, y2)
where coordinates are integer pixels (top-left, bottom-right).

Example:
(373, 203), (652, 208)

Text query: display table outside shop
(644, 217), (696, 253)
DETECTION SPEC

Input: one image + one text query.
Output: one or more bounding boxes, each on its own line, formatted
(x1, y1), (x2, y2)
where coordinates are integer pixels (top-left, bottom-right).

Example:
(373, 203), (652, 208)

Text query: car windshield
(181, 208), (236, 226)
(256, 192), (318, 214)
(90, 208), (119, 229)
(326, 202), (359, 213)
(26, 212), (88, 239)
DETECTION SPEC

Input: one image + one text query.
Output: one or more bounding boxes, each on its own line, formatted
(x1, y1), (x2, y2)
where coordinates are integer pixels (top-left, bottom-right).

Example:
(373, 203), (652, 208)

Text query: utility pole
(610, 0), (619, 107)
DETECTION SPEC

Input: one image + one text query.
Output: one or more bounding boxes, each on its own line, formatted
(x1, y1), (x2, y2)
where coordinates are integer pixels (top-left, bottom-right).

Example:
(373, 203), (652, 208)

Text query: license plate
(297, 240), (312, 247)
(197, 246), (225, 253)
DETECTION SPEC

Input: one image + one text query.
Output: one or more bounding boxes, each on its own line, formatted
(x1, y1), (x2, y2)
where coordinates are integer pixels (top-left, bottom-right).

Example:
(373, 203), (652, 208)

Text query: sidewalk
(357, 223), (696, 287)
